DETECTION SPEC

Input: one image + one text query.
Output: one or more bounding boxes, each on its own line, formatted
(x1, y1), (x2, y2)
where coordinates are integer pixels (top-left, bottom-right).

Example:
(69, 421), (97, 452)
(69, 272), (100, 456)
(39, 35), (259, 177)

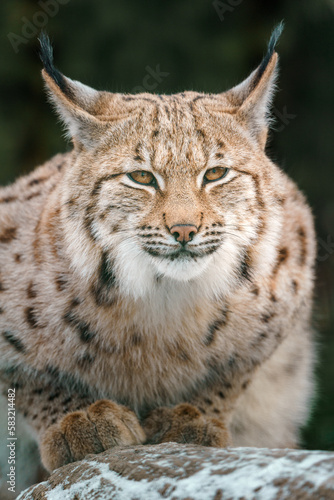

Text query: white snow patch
(17, 447), (334, 500)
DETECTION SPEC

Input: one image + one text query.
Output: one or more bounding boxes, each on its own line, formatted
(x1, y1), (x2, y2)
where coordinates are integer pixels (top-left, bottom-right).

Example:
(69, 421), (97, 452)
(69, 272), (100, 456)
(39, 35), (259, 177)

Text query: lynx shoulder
(0, 25), (316, 471)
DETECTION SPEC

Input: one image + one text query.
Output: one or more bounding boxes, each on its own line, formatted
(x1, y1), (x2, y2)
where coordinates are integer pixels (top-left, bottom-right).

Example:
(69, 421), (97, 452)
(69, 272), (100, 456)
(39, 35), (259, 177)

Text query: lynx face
(84, 107), (262, 284)
(40, 29), (282, 299)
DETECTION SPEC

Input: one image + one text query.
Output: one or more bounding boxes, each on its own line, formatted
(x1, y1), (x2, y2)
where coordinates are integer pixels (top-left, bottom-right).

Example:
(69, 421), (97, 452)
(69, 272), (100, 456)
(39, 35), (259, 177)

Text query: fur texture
(0, 27), (316, 471)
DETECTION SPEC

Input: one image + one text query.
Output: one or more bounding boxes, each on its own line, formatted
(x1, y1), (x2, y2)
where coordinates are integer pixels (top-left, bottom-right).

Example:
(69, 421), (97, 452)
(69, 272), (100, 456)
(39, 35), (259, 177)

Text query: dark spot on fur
(178, 349), (190, 362)
(0, 307), (4, 314)
(203, 328), (216, 347)
(90, 173), (122, 198)
(203, 398), (212, 405)
(260, 312), (276, 323)
(276, 195), (285, 205)
(242, 380), (250, 390)
(29, 177), (47, 186)
(270, 292), (277, 302)
(26, 192), (41, 201)
(14, 253), (22, 263)
(92, 252), (117, 307)
(33, 388), (44, 395)
(228, 356), (237, 369)
(196, 129), (207, 140)
(204, 312), (228, 346)
(135, 143), (142, 156)
(131, 333), (142, 346)
(0, 196), (17, 203)
(25, 307), (39, 328)
(250, 285), (259, 296)
(192, 94), (207, 103)
(298, 227), (307, 265)
(291, 279), (298, 294)
(48, 391), (61, 402)
(285, 363), (297, 375)
(239, 251), (252, 281)
(77, 352), (95, 368)
(55, 274), (68, 292)
(273, 247), (288, 275)
(3, 331), (26, 353)
(134, 155), (144, 162)
(198, 406), (206, 414)
(213, 408), (220, 414)
(62, 396), (72, 406)
(203, 358), (234, 391)
(279, 247), (288, 262)
(70, 297), (81, 307)
(250, 173), (265, 210)
(64, 312), (96, 343)
(0, 227), (17, 243)
(218, 391), (225, 399)
(27, 282), (37, 299)
(275, 328), (283, 341)
(45, 365), (61, 379)
(0, 283), (5, 292)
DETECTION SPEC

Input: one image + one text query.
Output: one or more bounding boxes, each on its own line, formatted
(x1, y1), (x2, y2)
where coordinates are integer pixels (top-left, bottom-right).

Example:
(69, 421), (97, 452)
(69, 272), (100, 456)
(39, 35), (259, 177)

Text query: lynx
(0, 24), (316, 472)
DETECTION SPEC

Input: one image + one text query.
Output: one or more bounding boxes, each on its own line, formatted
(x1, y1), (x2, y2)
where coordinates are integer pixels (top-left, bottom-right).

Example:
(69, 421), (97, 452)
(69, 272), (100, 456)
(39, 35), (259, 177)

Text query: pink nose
(170, 224), (198, 244)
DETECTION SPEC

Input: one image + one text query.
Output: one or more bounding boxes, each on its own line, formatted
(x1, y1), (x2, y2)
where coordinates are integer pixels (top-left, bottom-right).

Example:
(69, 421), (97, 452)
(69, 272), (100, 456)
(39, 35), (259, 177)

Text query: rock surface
(18, 443), (334, 499)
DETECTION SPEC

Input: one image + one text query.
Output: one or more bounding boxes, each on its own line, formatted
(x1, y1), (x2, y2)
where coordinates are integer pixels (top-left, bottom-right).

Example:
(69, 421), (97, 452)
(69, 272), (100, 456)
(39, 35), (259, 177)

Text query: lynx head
(39, 25), (284, 300)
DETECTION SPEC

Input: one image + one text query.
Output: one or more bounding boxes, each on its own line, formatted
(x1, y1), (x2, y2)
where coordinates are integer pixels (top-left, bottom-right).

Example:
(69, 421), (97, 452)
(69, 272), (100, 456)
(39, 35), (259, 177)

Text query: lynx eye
(127, 170), (156, 186)
(204, 167), (229, 183)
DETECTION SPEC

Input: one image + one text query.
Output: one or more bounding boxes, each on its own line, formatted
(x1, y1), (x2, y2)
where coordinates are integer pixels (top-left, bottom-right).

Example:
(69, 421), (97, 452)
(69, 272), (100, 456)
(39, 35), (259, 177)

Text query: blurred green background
(0, 0), (333, 452)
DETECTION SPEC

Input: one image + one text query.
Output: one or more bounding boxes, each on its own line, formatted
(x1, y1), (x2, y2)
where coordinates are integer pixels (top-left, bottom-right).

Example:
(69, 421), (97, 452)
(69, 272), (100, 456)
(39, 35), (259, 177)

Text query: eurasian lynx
(0, 24), (316, 472)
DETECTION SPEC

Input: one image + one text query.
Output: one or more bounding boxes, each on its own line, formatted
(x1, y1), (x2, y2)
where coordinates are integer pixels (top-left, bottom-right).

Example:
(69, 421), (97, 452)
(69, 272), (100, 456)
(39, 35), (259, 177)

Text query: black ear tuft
(38, 32), (72, 97)
(257, 21), (284, 81)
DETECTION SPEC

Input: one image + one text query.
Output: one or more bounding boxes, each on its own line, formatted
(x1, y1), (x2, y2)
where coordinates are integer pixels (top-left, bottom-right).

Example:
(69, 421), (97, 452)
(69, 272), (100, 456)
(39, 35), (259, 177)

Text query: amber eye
(204, 167), (229, 183)
(127, 170), (157, 186)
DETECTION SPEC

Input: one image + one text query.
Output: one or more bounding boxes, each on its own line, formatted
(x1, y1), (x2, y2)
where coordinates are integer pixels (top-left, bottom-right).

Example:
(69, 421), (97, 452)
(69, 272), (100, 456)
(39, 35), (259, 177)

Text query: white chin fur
(113, 238), (210, 298)
(152, 255), (211, 281)
(113, 237), (241, 302)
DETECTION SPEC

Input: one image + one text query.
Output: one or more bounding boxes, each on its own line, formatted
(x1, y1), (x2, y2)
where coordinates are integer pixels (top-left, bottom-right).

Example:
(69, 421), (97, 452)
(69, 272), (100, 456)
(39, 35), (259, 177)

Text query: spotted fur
(0, 27), (316, 471)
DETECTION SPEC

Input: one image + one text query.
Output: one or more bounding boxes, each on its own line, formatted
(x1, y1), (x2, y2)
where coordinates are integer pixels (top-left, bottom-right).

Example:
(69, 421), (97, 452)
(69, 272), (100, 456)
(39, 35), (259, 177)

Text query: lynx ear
(226, 22), (284, 149)
(39, 33), (111, 148)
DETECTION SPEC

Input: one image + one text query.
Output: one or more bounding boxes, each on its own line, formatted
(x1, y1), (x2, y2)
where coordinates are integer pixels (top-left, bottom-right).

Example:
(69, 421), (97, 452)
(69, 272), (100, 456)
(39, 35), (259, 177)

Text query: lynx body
(0, 27), (316, 471)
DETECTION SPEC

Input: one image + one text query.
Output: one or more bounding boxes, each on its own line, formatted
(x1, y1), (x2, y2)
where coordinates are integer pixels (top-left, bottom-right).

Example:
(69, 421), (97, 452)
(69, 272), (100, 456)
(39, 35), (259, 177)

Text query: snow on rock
(18, 443), (334, 499)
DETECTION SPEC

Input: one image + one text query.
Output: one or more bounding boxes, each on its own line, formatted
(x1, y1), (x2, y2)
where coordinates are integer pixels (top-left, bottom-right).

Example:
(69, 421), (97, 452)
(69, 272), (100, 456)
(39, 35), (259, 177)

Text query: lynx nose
(170, 224), (198, 244)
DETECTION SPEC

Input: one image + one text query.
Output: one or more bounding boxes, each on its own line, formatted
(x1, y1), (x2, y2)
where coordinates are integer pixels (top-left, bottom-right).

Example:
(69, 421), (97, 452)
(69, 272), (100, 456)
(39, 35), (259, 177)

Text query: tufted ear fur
(225, 22), (284, 149)
(39, 33), (129, 149)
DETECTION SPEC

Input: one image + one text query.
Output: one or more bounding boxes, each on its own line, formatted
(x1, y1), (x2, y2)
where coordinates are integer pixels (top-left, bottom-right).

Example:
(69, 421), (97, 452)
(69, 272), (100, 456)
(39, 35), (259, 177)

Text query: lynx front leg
(1, 370), (145, 471)
(142, 403), (231, 447)
(41, 400), (146, 471)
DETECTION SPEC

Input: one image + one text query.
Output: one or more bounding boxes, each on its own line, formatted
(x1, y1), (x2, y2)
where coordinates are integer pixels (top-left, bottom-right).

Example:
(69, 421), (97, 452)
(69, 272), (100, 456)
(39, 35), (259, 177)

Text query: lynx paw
(41, 399), (146, 471)
(143, 403), (232, 447)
